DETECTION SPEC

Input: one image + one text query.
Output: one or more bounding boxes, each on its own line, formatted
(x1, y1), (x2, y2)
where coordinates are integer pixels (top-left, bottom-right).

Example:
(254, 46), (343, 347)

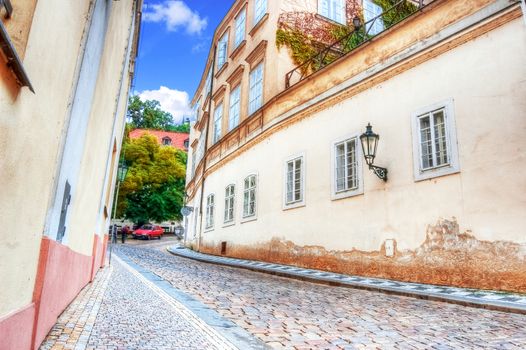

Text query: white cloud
(143, 1), (207, 35)
(138, 86), (192, 124)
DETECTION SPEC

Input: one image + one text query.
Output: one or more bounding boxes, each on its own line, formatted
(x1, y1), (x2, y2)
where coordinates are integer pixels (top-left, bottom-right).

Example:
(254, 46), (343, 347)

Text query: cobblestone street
(114, 242), (526, 349)
(41, 240), (526, 350)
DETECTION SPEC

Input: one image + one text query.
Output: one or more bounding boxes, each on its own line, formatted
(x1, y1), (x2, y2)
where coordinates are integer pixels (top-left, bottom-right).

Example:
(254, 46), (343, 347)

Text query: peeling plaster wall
(194, 17), (526, 292)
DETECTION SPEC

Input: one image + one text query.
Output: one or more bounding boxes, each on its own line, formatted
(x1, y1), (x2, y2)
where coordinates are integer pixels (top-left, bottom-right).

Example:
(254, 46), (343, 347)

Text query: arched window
(224, 184), (235, 223)
(243, 175), (257, 218)
(162, 137), (172, 145)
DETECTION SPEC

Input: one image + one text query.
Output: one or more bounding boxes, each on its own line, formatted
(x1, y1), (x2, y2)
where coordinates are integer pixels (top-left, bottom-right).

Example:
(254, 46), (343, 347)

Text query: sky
(133, 0), (234, 124)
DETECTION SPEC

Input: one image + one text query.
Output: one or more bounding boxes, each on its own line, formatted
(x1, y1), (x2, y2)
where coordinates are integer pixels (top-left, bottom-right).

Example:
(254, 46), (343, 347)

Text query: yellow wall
(0, 0), (137, 318)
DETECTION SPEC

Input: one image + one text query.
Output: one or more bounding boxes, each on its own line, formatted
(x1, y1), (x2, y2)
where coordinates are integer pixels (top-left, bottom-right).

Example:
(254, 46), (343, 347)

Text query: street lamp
(109, 159), (129, 264)
(352, 16), (362, 30)
(360, 123), (388, 181)
(174, 226), (184, 239)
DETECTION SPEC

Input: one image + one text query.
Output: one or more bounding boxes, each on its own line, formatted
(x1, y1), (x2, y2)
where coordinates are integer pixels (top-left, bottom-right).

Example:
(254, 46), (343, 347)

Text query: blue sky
(134, 0), (234, 123)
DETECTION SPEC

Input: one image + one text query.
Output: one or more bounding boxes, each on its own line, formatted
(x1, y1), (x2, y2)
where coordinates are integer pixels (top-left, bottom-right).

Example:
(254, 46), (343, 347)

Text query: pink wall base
(0, 303), (35, 350)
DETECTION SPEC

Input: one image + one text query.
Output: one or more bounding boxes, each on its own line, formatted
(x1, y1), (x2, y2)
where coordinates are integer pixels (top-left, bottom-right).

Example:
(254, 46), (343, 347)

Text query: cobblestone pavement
(115, 242), (526, 350)
(40, 247), (237, 350)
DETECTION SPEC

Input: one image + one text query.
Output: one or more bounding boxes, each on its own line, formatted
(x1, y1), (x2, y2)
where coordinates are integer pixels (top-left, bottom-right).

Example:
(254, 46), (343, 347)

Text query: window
(243, 175), (257, 218)
(249, 62), (264, 115)
(217, 31), (229, 69)
(213, 102), (223, 143)
(205, 194), (215, 229)
(183, 139), (189, 149)
(234, 9), (246, 47)
(192, 100), (201, 121)
(331, 135), (363, 199)
(254, 0), (267, 24)
(412, 99), (459, 181)
(205, 69), (212, 97)
(224, 184), (235, 223)
(284, 155), (305, 208)
(363, 0), (384, 35)
(319, 0), (345, 25)
(162, 137), (172, 146)
(229, 85), (241, 131)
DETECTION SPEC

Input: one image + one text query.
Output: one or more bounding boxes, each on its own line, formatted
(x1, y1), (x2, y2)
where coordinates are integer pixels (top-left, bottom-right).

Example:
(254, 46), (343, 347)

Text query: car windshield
(141, 225), (153, 230)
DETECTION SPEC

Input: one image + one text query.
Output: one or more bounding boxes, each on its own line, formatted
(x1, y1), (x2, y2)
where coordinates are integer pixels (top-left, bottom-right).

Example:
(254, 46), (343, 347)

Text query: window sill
(204, 226), (214, 233)
(215, 62), (229, 79)
(283, 201), (305, 211)
(222, 221), (236, 228)
(240, 215), (257, 224)
(331, 188), (364, 201)
(315, 13), (346, 26)
(249, 13), (268, 37)
(414, 166), (460, 182)
(229, 40), (246, 60)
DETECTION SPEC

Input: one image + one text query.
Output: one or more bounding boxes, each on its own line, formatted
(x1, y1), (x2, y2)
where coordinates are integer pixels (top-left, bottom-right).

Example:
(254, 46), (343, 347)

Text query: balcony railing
(285, 0), (433, 89)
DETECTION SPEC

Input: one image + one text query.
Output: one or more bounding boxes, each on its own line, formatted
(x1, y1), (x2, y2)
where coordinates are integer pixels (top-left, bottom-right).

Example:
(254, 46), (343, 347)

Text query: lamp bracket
(369, 164), (388, 181)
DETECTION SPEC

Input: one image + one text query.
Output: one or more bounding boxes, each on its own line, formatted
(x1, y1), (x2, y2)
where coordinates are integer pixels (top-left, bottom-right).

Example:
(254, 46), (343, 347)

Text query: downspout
(197, 44), (217, 252)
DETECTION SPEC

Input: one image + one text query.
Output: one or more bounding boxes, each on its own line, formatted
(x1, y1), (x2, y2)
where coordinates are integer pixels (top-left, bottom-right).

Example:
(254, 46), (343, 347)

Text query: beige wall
(186, 16), (526, 288)
(0, 0), (137, 318)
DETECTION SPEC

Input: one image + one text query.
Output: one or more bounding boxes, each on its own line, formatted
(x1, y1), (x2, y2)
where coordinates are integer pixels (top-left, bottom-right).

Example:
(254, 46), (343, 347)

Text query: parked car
(132, 224), (163, 240)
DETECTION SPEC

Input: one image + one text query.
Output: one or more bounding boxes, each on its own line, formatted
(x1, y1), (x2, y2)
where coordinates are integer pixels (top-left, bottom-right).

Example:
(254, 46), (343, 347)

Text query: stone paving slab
(116, 242), (526, 349)
(40, 251), (266, 350)
(167, 245), (526, 315)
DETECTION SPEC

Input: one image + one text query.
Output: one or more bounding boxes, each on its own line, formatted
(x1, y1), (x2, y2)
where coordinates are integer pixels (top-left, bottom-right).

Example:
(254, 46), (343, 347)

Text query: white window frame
(205, 69), (212, 97)
(242, 174), (258, 221)
(213, 102), (223, 143)
(283, 153), (306, 210)
(229, 84), (241, 131)
(318, 0), (345, 25)
(217, 31), (229, 69)
(205, 194), (215, 230)
(254, 0), (267, 25)
(234, 8), (246, 47)
(224, 184), (236, 225)
(249, 61), (264, 115)
(411, 99), (460, 181)
(331, 133), (364, 200)
(363, 0), (384, 35)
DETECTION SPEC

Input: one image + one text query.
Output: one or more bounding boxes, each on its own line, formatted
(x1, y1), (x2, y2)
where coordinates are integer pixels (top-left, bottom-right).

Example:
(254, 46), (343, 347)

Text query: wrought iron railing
(284, 0), (433, 89)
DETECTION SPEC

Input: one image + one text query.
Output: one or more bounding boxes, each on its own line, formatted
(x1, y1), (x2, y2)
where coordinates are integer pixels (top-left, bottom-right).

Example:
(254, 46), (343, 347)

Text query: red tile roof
(129, 129), (189, 151)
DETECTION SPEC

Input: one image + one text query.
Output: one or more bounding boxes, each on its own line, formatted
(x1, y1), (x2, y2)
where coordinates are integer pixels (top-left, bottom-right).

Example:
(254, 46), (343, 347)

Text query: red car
(132, 224), (163, 240)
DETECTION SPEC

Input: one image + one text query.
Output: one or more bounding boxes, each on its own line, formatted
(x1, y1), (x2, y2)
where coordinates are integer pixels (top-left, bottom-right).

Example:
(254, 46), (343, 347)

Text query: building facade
(129, 128), (190, 151)
(0, 1), (141, 349)
(185, 0), (526, 294)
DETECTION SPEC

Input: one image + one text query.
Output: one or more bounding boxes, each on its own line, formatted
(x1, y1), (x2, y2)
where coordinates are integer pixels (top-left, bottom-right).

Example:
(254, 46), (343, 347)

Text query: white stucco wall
(191, 17), (526, 252)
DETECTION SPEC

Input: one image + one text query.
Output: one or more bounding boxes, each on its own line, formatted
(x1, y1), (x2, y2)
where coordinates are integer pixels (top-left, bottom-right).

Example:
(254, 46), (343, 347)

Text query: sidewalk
(167, 245), (526, 315)
(40, 252), (267, 350)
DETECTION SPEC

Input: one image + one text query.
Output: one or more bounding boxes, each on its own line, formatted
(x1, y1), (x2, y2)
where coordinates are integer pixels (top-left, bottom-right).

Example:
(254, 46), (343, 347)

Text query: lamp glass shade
(353, 16), (361, 29)
(360, 123), (379, 166)
(117, 162), (129, 182)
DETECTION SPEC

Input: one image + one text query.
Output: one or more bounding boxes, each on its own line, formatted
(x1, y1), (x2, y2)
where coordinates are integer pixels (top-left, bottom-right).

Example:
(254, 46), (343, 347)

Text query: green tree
(116, 134), (187, 225)
(127, 95), (175, 130)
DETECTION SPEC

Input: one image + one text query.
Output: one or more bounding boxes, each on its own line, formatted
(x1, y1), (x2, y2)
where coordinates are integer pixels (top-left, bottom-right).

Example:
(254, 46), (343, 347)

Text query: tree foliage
(127, 95), (190, 131)
(116, 134), (187, 225)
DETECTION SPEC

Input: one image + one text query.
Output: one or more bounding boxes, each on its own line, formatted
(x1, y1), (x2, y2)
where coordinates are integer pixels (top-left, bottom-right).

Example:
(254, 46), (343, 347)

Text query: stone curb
(116, 252), (270, 350)
(167, 245), (526, 315)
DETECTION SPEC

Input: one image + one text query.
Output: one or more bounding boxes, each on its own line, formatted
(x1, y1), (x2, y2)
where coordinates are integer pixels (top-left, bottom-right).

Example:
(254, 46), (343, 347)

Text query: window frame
(283, 153), (306, 210)
(234, 8), (246, 48)
(242, 174), (258, 221)
(363, 0), (384, 35)
(229, 84), (241, 131)
(213, 102), (223, 143)
(318, 0), (346, 25)
(248, 61), (264, 115)
(254, 0), (267, 25)
(217, 31), (229, 69)
(330, 133), (364, 200)
(411, 99), (460, 181)
(223, 184), (236, 225)
(205, 194), (215, 230)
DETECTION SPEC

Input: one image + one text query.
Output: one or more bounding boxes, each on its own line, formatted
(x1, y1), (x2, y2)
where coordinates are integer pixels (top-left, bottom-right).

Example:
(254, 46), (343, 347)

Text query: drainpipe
(197, 45), (217, 252)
